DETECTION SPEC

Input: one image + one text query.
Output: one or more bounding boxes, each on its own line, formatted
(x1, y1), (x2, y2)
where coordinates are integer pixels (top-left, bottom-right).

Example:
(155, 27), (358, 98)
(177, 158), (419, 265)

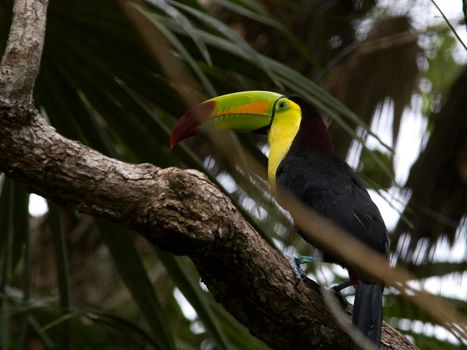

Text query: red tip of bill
(170, 100), (216, 149)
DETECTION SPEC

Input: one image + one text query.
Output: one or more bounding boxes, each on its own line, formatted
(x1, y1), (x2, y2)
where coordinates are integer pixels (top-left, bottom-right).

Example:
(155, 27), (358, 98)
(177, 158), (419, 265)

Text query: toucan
(170, 91), (389, 349)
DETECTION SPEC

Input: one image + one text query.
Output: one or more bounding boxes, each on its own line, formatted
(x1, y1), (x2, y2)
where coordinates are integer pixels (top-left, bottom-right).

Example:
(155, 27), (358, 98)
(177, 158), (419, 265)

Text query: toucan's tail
(351, 281), (384, 349)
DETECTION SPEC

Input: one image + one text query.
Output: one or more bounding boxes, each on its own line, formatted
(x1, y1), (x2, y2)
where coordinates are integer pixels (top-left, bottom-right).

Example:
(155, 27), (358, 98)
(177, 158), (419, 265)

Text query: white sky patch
(203, 156), (216, 170)
(28, 194), (48, 217)
(365, 96), (429, 186)
(368, 187), (409, 231)
(363, 103), (413, 231)
(254, 205), (268, 221)
(216, 171), (237, 193)
(190, 321), (206, 335)
(199, 279), (209, 292)
(430, 224), (467, 263)
(173, 288), (198, 321)
(346, 127), (365, 170)
(395, 318), (461, 345)
(393, 96), (429, 184)
(282, 242), (299, 259)
(332, 264), (350, 279)
(240, 196), (256, 212)
(414, 273), (467, 300)
(314, 264), (338, 286)
(377, 0), (467, 63)
(366, 99), (394, 152)
(274, 222), (291, 238)
(272, 238), (285, 251)
(259, 142), (269, 157)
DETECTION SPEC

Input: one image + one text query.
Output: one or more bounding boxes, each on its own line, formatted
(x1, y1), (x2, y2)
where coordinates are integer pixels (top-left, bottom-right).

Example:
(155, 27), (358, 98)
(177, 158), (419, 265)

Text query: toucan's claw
(331, 280), (352, 309)
(287, 255), (320, 278)
(332, 279), (353, 292)
(286, 256), (305, 277)
(293, 257), (307, 278)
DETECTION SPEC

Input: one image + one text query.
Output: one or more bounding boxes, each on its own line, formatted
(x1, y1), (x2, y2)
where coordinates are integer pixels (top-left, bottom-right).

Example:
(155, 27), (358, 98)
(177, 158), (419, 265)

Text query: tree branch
(0, 1), (417, 349)
(0, 0), (47, 107)
(0, 108), (416, 350)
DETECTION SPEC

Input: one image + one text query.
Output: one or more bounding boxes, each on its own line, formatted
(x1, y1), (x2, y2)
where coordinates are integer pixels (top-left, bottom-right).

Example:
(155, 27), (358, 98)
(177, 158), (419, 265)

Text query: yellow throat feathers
(267, 100), (301, 195)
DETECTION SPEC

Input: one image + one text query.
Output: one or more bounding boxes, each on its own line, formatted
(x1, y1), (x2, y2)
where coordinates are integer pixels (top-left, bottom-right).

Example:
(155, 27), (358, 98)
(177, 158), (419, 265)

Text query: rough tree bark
(0, 1), (418, 349)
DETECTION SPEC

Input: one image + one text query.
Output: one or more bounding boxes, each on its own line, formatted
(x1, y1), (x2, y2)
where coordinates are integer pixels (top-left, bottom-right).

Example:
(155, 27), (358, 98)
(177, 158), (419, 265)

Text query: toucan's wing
(276, 149), (389, 266)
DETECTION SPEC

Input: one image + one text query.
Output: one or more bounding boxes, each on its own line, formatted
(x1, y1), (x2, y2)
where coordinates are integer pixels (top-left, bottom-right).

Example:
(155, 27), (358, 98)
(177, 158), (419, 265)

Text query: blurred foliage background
(0, 0), (466, 349)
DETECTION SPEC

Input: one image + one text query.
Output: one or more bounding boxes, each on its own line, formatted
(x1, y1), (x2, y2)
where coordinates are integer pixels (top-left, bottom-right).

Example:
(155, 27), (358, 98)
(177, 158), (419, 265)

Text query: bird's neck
(267, 109), (301, 195)
(290, 114), (334, 153)
(267, 111), (333, 194)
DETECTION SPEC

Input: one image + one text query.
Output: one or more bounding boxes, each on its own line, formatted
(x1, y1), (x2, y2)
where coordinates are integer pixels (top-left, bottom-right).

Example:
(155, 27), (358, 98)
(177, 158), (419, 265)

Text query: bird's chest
(267, 114), (301, 194)
(275, 150), (352, 209)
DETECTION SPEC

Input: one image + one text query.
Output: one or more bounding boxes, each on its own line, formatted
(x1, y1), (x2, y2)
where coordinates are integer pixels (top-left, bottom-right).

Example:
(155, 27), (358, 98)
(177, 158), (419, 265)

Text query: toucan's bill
(170, 91), (284, 148)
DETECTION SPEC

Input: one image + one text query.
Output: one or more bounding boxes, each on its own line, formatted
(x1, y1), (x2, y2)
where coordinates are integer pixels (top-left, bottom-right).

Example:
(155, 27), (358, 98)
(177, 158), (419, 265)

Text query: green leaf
(209, 0), (317, 68)
(0, 179), (29, 349)
(84, 311), (163, 349)
(97, 220), (176, 350)
(137, 7), (217, 97)
(0, 177), (12, 261)
(0, 177), (13, 350)
(384, 293), (467, 323)
(10, 183), (29, 269)
(27, 314), (56, 349)
(359, 148), (394, 189)
(427, 33), (463, 94)
(402, 328), (462, 350)
(169, 0), (283, 88)
(146, 0), (213, 67)
(403, 261), (467, 279)
(47, 202), (72, 349)
(16, 191), (32, 350)
(154, 248), (231, 350)
(38, 308), (159, 349)
(208, 298), (271, 350)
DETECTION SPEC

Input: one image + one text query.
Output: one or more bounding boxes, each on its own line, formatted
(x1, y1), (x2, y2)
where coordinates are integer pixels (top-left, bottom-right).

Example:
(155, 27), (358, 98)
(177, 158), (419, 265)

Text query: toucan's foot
(332, 279), (353, 292)
(288, 255), (320, 278)
(331, 288), (349, 309)
(330, 280), (352, 309)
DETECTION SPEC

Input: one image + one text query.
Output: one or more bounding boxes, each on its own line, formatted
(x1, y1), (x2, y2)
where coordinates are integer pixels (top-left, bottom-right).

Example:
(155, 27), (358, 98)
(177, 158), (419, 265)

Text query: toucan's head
(169, 91), (301, 149)
(170, 90), (332, 192)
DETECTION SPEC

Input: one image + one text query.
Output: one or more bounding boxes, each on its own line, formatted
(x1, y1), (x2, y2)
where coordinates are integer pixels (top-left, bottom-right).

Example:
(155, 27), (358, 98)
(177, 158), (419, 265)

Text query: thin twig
(430, 0), (467, 51)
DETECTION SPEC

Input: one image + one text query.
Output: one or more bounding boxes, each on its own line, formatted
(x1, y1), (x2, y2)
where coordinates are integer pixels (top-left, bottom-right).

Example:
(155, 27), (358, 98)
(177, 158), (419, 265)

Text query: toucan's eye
(278, 101), (287, 109)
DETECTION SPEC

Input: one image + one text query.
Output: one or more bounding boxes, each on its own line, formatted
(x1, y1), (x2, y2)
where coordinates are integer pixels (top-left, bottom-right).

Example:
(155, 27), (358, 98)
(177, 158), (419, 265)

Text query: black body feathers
(276, 149), (389, 268)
